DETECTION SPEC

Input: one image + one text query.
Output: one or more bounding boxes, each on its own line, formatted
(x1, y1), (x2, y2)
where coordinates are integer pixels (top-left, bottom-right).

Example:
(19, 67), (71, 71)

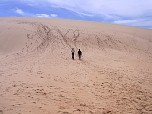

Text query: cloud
(21, 0), (152, 18)
(36, 14), (58, 18)
(69, 10), (94, 17)
(14, 7), (58, 18)
(114, 20), (139, 24)
(2, 0), (152, 28)
(16, 8), (24, 15)
(114, 18), (152, 28)
(36, 14), (50, 18)
(50, 14), (58, 17)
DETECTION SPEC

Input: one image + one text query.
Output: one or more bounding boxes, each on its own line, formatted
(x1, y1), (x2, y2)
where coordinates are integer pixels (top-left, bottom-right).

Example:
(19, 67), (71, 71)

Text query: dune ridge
(0, 18), (152, 114)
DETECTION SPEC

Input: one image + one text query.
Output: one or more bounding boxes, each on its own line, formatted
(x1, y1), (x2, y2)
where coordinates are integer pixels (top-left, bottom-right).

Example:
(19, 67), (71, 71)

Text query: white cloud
(36, 14), (58, 18)
(15, 0), (152, 28)
(50, 14), (58, 17)
(70, 10), (94, 17)
(36, 14), (50, 18)
(16, 8), (24, 15)
(21, 0), (152, 18)
(14, 7), (58, 18)
(114, 18), (152, 28)
(114, 20), (139, 24)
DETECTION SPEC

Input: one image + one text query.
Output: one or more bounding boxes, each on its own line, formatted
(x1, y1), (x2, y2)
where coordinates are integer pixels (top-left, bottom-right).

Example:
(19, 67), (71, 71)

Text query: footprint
(0, 110), (3, 114)
(37, 71), (43, 74)
(61, 112), (71, 114)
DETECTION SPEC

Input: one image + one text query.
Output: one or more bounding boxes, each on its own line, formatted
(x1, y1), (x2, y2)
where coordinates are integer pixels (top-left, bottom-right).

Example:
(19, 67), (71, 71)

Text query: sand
(0, 18), (152, 114)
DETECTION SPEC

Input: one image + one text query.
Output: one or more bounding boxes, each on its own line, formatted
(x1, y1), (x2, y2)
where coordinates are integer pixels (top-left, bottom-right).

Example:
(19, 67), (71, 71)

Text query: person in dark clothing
(71, 48), (75, 60)
(78, 49), (82, 60)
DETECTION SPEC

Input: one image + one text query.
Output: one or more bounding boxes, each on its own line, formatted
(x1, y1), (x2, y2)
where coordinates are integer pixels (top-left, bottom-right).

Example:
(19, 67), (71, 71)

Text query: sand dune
(0, 18), (152, 114)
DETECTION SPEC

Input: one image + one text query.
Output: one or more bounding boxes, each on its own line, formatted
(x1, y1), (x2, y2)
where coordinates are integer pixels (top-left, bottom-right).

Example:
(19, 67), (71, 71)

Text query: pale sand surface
(0, 18), (152, 114)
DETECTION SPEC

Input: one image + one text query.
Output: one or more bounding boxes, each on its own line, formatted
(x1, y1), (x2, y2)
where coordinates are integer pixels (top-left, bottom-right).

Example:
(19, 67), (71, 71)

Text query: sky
(0, 0), (152, 29)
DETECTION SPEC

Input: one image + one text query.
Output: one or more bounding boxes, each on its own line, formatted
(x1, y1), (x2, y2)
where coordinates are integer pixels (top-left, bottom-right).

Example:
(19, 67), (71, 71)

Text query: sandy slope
(0, 18), (152, 114)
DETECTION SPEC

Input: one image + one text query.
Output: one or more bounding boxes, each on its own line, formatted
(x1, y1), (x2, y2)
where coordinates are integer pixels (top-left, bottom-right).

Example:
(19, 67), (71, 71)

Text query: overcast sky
(0, 0), (152, 28)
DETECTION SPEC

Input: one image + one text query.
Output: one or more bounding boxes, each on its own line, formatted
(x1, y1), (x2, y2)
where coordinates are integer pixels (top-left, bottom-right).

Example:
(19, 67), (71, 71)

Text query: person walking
(71, 48), (75, 60)
(78, 49), (82, 60)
